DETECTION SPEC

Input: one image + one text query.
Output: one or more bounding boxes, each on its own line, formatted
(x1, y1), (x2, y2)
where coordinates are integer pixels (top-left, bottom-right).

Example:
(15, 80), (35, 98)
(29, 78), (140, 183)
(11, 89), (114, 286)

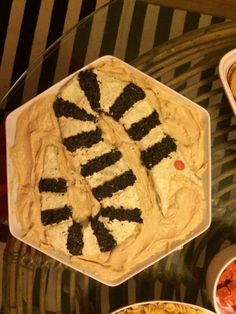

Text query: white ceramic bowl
(6, 55), (211, 286)
(110, 300), (215, 314)
(219, 49), (236, 116)
(206, 244), (236, 314)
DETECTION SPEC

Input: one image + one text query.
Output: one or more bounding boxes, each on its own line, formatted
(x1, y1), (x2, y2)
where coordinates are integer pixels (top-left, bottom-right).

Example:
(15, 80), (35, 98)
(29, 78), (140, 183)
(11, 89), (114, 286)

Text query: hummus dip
(10, 58), (207, 283)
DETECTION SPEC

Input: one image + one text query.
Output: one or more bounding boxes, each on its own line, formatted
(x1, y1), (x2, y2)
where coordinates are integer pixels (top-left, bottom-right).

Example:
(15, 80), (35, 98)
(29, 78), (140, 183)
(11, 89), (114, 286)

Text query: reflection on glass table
(2, 1), (236, 313)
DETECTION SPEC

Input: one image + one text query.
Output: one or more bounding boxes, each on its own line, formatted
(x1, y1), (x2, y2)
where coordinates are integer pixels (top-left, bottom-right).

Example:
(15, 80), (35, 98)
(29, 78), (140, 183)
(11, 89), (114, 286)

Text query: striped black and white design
(39, 141), (142, 255)
(0, 0), (226, 114)
(1, 2), (235, 314)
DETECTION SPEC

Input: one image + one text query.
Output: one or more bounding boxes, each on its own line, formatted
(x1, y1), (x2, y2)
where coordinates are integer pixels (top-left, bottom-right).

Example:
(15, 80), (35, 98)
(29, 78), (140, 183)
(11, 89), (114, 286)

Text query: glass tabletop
(2, 1), (236, 313)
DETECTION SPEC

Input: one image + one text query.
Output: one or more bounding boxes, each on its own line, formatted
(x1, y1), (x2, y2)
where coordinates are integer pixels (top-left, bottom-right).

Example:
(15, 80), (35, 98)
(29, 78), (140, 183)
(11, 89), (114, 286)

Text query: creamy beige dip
(10, 58), (207, 284)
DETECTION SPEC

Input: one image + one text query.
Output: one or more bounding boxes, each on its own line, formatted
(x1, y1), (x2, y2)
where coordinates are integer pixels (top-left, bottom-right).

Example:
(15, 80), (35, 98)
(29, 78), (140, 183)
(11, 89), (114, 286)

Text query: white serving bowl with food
(206, 245), (236, 314)
(110, 300), (215, 314)
(6, 55), (211, 286)
(219, 48), (236, 116)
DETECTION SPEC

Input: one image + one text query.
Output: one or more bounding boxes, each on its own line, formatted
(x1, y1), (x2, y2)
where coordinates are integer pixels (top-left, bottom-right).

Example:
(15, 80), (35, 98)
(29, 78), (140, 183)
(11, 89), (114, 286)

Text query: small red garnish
(174, 160), (185, 170)
(217, 261), (236, 308)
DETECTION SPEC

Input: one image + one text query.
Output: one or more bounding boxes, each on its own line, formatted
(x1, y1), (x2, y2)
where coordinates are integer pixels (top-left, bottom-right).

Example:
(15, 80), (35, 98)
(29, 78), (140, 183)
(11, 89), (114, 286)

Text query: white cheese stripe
(82, 222), (101, 256)
(95, 69), (127, 113)
(120, 98), (154, 129)
(138, 125), (165, 151)
(86, 158), (129, 188)
(41, 192), (68, 211)
(58, 117), (96, 138)
(100, 216), (139, 245)
(58, 75), (97, 116)
(73, 140), (113, 165)
(45, 220), (73, 256)
(100, 185), (140, 209)
(42, 145), (61, 178)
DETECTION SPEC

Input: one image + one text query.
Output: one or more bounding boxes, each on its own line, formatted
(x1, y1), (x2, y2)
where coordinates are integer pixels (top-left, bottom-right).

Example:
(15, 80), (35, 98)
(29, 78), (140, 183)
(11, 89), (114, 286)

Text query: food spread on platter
(227, 62), (236, 98)
(10, 57), (207, 283)
(113, 302), (207, 314)
(216, 260), (236, 311)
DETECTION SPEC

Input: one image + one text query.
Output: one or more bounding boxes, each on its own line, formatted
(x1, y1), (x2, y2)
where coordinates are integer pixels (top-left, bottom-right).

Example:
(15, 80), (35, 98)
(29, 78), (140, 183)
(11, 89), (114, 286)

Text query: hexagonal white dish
(219, 48), (236, 116)
(6, 55), (211, 286)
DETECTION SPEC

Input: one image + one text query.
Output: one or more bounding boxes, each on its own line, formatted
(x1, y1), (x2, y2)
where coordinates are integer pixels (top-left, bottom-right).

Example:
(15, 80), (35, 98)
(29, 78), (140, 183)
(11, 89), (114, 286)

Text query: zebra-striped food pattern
(39, 144), (140, 255)
(12, 58), (206, 283)
(91, 60), (204, 215)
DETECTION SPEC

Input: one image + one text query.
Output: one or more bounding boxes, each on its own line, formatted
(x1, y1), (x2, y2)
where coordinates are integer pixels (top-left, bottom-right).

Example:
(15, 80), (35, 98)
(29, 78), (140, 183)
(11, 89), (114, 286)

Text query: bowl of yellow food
(110, 300), (215, 314)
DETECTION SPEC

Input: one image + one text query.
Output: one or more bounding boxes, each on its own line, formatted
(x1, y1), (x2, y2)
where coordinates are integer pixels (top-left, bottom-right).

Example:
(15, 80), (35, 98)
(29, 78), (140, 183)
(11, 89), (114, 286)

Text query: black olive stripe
(109, 83), (145, 121)
(53, 97), (96, 121)
(67, 221), (84, 256)
(91, 170), (136, 201)
(127, 111), (161, 141)
(91, 216), (117, 252)
(41, 205), (72, 226)
(38, 178), (67, 193)
(81, 149), (122, 177)
(63, 127), (102, 152)
(101, 207), (143, 223)
(141, 135), (177, 170)
(78, 70), (101, 112)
